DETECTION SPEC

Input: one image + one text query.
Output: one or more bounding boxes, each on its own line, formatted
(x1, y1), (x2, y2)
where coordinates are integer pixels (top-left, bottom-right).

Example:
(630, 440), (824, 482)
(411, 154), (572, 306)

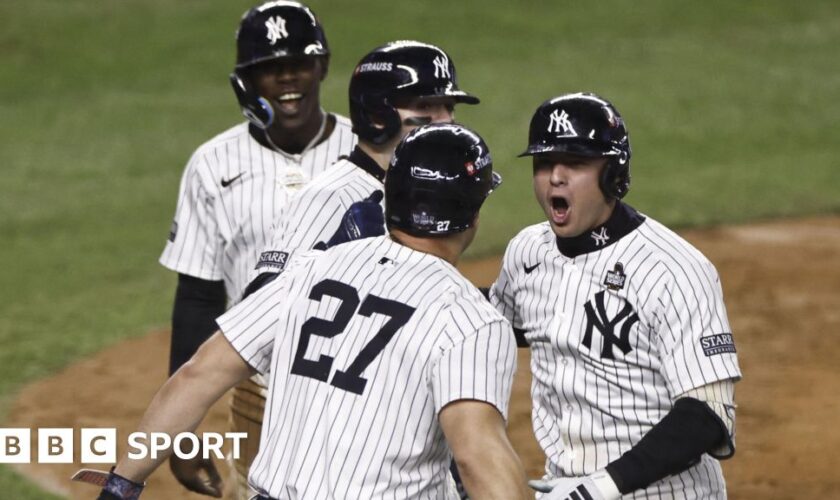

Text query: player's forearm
(454, 436), (531, 500)
(116, 333), (253, 482)
(112, 362), (217, 481)
(169, 274), (226, 375)
(604, 396), (729, 494)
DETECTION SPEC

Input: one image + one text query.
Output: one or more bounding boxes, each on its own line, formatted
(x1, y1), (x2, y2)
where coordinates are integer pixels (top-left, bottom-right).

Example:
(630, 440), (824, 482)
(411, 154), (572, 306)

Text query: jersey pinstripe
(159, 117), (356, 303)
(491, 214), (741, 499)
(252, 156), (384, 277)
(219, 235), (517, 499)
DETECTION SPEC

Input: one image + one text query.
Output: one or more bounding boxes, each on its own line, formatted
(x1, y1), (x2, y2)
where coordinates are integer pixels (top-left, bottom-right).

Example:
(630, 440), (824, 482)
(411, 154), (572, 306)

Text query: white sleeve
(217, 271), (292, 374)
(656, 261), (742, 396)
(253, 185), (354, 276)
(678, 379), (737, 459)
(159, 153), (223, 280)
(489, 242), (520, 329)
(429, 317), (517, 421)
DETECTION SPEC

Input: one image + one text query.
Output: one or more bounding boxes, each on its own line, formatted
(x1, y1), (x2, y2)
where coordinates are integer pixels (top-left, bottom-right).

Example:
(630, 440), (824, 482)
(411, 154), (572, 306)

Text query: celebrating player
(490, 93), (742, 499)
(157, 1), (355, 496)
(251, 40), (479, 282)
(95, 123), (529, 500)
(229, 39), (481, 499)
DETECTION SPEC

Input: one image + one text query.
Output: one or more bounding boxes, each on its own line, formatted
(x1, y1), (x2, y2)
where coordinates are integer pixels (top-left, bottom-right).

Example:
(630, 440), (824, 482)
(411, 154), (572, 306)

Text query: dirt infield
(8, 216), (840, 499)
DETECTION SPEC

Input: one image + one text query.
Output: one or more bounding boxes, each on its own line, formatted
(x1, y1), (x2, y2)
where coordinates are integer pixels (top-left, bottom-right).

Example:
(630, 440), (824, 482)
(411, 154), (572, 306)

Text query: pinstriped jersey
(252, 149), (385, 278)
(490, 203), (741, 499)
(159, 117), (356, 303)
(219, 235), (517, 499)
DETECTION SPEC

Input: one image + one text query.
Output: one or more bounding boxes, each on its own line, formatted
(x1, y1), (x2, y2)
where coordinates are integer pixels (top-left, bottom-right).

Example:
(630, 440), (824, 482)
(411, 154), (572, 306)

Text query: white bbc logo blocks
(0, 429), (31, 463)
(38, 428), (74, 463)
(81, 428), (117, 463)
(0, 428), (243, 463)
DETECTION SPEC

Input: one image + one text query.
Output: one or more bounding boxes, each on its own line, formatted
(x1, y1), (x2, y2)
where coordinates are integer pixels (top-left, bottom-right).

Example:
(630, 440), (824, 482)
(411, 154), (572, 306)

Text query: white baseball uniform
(253, 147), (385, 277)
(159, 118), (356, 303)
(219, 235), (517, 499)
(490, 202), (741, 499)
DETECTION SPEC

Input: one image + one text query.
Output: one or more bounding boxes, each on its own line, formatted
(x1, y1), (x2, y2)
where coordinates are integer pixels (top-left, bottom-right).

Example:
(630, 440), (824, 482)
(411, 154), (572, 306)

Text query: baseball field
(2, 0), (839, 498)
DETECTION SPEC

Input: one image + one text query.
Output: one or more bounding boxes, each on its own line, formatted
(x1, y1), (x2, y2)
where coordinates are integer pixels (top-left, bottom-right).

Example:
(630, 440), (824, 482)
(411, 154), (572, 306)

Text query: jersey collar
(247, 116), (332, 160)
(555, 202), (646, 258)
(347, 146), (386, 182)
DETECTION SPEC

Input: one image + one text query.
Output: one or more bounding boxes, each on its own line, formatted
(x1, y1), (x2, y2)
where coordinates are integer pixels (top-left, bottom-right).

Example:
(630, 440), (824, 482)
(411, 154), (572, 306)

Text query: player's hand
(321, 190), (385, 249)
(528, 469), (620, 500)
(94, 468), (145, 500)
(169, 454), (223, 498)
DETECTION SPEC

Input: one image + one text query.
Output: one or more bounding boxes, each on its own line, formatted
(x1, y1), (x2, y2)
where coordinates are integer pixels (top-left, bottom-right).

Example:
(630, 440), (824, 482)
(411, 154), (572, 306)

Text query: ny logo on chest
(581, 290), (639, 359)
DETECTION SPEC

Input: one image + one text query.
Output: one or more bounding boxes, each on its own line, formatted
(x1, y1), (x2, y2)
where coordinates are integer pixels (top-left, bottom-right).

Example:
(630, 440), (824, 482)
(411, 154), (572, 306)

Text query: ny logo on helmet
(433, 55), (450, 79)
(265, 16), (288, 44)
(548, 109), (577, 136)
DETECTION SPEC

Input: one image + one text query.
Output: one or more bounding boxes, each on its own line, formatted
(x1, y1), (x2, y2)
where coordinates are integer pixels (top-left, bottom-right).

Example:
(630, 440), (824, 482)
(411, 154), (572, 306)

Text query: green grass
(1, 0), (839, 496)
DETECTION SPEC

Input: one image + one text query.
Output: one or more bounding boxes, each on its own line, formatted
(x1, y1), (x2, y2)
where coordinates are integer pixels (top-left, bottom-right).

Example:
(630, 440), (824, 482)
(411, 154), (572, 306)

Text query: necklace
(264, 108), (328, 158)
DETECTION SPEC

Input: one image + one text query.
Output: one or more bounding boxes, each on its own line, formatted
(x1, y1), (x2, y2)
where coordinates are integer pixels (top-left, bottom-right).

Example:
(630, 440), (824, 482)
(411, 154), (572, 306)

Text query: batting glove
(529, 469), (620, 500)
(96, 468), (145, 500)
(320, 190), (385, 249)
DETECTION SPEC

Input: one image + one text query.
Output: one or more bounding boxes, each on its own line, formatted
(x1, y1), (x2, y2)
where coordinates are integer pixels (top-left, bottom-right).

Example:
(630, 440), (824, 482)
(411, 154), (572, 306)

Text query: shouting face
(532, 152), (615, 238)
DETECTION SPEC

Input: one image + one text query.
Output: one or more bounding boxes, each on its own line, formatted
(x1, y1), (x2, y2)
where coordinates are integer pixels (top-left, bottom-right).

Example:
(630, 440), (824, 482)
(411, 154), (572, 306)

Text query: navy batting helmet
(520, 92), (631, 199)
(229, 1), (329, 129)
(349, 41), (479, 145)
(385, 123), (501, 236)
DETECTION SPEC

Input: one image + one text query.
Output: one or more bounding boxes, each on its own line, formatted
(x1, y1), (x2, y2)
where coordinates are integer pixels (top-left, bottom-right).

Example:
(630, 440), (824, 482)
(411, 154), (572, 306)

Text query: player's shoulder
(331, 113), (352, 131)
(305, 157), (360, 185)
(420, 257), (508, 326)
(292, 157), (370, 201)
(310, 237), (507, 325)
(191, 122), (249, 156)
(633, 214), (719, 277)
(182, 122), (251, 173)
(511, 221), (554, 244)
(502, 222), (555, 261)
(321, 113), (355, 145)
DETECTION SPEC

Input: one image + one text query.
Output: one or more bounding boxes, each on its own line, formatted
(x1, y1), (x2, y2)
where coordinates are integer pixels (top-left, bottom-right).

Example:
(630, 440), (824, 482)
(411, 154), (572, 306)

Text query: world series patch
(603, 262), (626, 291)
(700, 333), (736, 356)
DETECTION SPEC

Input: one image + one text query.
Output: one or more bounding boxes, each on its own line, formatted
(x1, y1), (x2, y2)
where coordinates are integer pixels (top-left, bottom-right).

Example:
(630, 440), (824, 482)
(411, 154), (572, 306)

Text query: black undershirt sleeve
(168, 274), (227, 375)
(605, 397), (730, 494)
(241, 271), (280, 301)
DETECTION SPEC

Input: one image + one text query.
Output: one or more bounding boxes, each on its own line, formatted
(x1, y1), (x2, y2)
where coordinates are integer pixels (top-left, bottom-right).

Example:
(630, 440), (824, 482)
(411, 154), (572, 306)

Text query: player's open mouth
(275, 93), (304, 114)
(551, 196), (570, 224)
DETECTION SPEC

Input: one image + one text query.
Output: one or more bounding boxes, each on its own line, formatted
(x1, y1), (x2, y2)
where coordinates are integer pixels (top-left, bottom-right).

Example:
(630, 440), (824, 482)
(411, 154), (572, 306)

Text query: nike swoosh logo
(524, 262), (540, 274)
(221, 173), (243, 188)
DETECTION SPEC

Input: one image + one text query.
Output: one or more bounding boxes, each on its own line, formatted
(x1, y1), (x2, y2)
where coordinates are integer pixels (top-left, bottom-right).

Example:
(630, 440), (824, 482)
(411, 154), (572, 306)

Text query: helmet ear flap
(230, 71), (274, 129)
(600, 157), (631, 200)
(351, 94), (402, 145)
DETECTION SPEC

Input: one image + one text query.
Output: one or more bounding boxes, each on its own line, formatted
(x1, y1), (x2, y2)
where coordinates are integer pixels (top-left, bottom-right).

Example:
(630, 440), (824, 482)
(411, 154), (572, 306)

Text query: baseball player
(95, 123), (529, 500)
(250, 39), (480, 287)
(233, 39), (481, 499)
(490, 93), (742, 499)
(158, 1), (355, 496)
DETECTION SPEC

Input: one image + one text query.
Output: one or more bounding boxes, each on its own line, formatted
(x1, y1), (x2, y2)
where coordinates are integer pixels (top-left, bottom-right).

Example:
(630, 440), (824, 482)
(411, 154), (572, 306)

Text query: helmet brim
(447, 90), (480, 105)
(235, 50), (329, 70)
(517, 142), (619, 158)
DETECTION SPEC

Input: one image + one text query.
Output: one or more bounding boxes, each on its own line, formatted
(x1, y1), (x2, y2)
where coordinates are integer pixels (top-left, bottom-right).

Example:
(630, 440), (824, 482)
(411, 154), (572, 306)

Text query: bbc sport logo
(0, 428), (246, 464)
